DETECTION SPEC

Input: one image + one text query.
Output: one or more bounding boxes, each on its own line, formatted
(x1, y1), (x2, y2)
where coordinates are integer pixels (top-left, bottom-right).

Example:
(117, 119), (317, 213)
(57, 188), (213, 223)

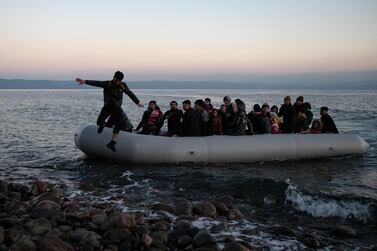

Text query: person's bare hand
(138, 103), (144, 108)
(75, 78), (86, 85)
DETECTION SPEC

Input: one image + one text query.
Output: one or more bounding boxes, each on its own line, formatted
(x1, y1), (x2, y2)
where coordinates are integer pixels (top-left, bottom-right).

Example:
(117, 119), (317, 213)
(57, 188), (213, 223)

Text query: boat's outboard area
(75, 124), (369, 164)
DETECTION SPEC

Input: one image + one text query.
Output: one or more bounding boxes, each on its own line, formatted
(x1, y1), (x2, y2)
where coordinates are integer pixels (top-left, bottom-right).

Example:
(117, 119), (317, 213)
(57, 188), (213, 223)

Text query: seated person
(260, 103), (272, 134)
(320, 107), (339, 134)
(293, 96), (304, 115)
(178, 100), (202, 137)
(293, 108), (310, 133)
(248, 104), (264, 134)
(209, 109), (223, 135)
(163, 100), (183, 136)
(271, 116), (280, 134)
(310, 119), (322, 134)
(136, 101), (163, 135)
(223, 96), (238, 135)
(217, 104), (226, 123)
(229, 99), (248, 135)
(304, 102), (313, 125)
(194, 99), (210, 136)
(204, 98), (214, 113)
(278, 96), (294, 133)
(270, 105), (279, 114)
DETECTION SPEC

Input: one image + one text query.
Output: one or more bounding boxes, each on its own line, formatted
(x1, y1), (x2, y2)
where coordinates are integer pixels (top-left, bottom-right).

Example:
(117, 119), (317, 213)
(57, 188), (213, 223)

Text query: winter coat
(321, 114), (339, 134)
(179, 108), (202, 137)
(86, 80), (139, 108)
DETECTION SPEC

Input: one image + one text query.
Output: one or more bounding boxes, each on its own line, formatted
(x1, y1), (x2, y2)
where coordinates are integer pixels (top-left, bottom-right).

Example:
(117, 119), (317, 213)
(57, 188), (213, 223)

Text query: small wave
(285, 180), (372, 221)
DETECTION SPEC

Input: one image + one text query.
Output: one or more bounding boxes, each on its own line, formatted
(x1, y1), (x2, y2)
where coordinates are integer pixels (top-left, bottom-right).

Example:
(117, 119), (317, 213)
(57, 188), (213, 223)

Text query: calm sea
(1, 88), (376, 249)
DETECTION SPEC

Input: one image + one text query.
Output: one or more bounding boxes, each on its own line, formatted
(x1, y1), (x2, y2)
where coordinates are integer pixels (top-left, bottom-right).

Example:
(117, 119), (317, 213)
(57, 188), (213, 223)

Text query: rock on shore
(0, 179), (364, 250)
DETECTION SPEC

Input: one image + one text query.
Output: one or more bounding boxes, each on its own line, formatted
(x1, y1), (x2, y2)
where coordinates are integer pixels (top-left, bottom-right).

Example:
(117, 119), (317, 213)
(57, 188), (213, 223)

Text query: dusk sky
(1, 0), (377, 81)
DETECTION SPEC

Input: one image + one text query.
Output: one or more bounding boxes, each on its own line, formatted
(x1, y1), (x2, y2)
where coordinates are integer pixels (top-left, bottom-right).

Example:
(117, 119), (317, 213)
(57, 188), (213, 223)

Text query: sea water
(1, 88), (376, 249)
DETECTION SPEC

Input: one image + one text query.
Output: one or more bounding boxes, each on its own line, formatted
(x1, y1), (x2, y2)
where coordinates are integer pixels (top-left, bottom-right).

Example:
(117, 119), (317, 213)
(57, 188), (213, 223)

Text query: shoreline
(0, 179), (375, 250)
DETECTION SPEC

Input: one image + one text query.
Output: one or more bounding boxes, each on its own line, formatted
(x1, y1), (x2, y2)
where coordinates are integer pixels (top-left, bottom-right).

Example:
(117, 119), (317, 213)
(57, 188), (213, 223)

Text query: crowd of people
(76, 71), (339, 151)
(134, 95), (339, 137)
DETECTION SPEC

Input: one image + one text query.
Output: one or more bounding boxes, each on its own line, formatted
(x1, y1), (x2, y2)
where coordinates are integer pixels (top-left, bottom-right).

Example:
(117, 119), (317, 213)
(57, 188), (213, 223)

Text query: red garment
(148, 110), (162, 125)
(205, 104), (213, 113)
(271, 123), (279, 134)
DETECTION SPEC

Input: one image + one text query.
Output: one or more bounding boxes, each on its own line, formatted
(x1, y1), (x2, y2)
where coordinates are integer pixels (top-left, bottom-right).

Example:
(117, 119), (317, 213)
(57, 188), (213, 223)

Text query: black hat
(296, 96), (304, 102)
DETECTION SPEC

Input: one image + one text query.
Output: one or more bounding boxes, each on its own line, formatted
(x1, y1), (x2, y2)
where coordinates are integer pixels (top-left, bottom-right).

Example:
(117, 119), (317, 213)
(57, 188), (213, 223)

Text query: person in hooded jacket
(229, 99), (249, 135)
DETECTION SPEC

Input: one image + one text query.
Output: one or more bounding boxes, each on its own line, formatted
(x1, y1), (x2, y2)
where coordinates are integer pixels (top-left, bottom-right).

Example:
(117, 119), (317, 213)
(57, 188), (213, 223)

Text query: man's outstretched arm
(122, 82), (144, 108)
(75, 78), (109, 88)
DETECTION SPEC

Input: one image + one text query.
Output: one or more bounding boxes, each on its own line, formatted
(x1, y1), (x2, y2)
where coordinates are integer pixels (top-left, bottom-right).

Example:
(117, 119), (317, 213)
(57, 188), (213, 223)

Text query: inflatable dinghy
(74, 124), (369, 164)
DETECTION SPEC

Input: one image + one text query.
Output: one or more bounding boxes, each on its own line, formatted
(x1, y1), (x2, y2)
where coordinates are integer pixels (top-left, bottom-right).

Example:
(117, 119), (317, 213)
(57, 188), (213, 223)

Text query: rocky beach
(0, 178), (375, 251)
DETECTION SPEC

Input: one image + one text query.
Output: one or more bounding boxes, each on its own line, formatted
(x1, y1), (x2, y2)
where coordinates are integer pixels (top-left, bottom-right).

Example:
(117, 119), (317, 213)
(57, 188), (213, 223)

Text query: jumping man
(76, 71), (143, 151)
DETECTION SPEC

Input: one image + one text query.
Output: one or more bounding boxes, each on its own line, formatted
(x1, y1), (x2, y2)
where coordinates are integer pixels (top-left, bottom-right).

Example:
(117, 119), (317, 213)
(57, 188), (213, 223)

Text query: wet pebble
(142, 233), (153, 248)
(228, 208), (243, 220)
(101, 213), (136, 231)
(25, 218), (52, 236)
(31, 181), (48, 196)
(0, 180), (8, 195)
(268, 225), (296, 237)
(210, 201), (229, 215)
(38, 237), (75, 251)
(302, 237), (321, 249)
(174, 219), (193, 230)
(177, 234), (192, 248)
(9, 239), (37, 251)
(195, 202), (217, 217)
(151, 221), (170, 232)
(8, 183), (29, 196)
(193, 230), (217, 247)
(151, 230), (169, 249)
(79, 180), (97, 192)
(0, 227), (4, 243)
(222, 241), (250, 251)
(79, 231), (101, 249)
(67, 227), (90, 242)
(0, 244), (7, 251)
(151, 202), (174, 213)
(240, 227), (259, 236)
(7, 225), (31, 244)
(331, 225), (357, 238)
(102, 228), (132, 245)
(210, 221), (227, 233)
(174, 201), (193, 216)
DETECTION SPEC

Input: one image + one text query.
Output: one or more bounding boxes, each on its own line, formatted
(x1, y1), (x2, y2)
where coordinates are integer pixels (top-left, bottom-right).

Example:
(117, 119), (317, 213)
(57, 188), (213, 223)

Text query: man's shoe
(106, 140), (116, 152)
(97, 126), (104, 134)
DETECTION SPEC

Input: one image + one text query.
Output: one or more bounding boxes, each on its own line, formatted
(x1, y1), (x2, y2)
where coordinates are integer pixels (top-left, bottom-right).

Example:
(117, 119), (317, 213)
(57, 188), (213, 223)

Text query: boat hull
(74, 124), (369, 164)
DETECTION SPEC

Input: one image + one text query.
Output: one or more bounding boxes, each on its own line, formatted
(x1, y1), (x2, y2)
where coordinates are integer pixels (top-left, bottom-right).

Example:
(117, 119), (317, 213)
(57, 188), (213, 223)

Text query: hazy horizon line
(1, 69), (377, 82)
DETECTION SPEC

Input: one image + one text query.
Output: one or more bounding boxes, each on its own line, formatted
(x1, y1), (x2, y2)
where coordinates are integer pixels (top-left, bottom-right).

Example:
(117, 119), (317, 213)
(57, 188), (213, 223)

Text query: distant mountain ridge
(1, 71), (377, 89)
